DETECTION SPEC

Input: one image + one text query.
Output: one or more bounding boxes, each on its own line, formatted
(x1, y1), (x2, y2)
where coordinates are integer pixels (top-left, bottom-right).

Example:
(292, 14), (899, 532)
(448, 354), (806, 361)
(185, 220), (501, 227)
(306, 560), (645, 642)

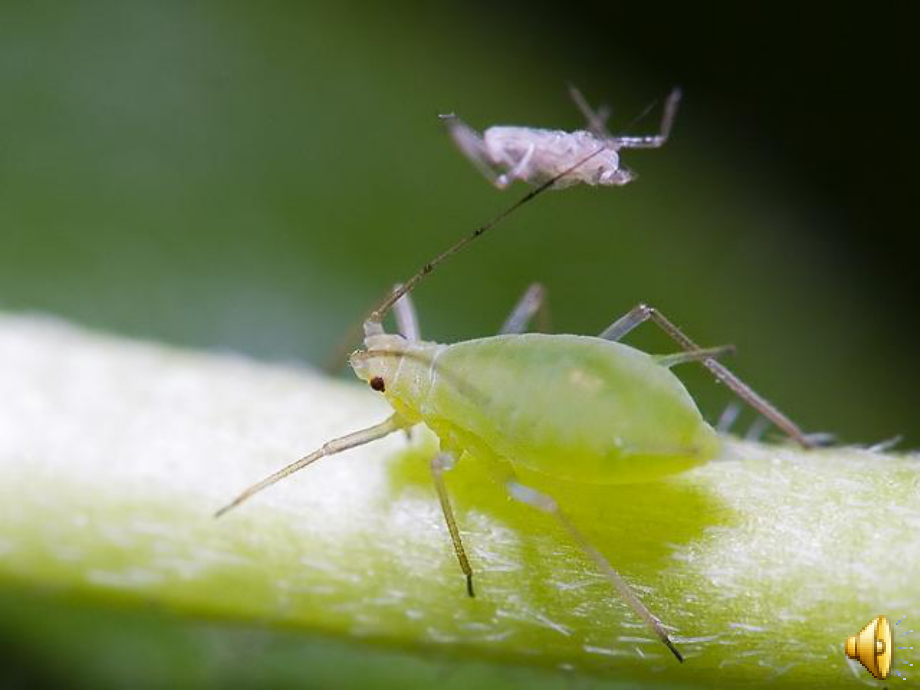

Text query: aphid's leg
(655, 344), (735, 368)
(504, 477), (684, 663)
(568, 84), (614, 138)
(430, 452), (475, 598)
(744, 416), (770, 442)
(499, 283), (551, 334)
(439, 114), (504, 188)
(390, 284), (421, 440)
(496, 143), (536, 190)
(392, 283), (420, 341)
(612, 88), (682, 150)
(716, 401), (743, 434)
(866, 435), (902, 453)
(599, 303), (814, 448)
(215, 414), (406, 518)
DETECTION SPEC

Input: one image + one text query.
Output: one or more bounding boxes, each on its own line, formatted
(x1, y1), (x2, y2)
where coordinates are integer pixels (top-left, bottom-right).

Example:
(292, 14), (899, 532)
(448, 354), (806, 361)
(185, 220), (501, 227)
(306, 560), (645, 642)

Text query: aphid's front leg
(440, 114), (505, 188)
(499, 283), (551, 334)
(715, 401), (743, 434)
(215, 414), (407, 518)
(430, 452), (475, 597)
(392, 283), (421, 342)
(504, 477), (684, 663)
(599, 303), (814, 447)
(612, 88), (682, 150)
(392, 284), (421, 442)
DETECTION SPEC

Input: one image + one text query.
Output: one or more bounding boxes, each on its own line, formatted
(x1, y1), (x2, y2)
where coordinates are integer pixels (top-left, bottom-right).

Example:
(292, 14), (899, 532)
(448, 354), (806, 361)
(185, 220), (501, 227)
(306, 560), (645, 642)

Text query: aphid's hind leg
(599, 303), (814, 448)
(504, 477), (684, 663)
(440, 114), (505, 188)
(430, 452), (475, 597)
(655, 344), (735, 368)
(499, 283), (551, 334)
(215, 414), (406, 518)
(568, 85), (614, 138)
(612, 88), (682, 150)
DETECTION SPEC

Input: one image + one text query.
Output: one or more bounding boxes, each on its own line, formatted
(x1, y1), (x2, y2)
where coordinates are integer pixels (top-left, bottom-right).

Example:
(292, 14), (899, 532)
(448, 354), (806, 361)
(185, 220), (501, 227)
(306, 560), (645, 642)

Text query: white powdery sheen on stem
(0, 313), (916, 686)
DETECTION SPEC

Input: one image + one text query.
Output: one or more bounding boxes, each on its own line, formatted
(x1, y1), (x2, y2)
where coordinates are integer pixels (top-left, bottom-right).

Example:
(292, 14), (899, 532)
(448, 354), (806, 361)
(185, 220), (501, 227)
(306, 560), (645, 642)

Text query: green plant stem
(0, 313), (916, 688)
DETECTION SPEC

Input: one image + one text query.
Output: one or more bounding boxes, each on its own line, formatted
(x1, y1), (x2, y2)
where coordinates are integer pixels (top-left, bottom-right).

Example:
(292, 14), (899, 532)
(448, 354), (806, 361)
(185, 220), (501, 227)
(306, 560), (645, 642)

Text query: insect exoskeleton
(479, 128), (632, 188)
(443, 86), (682, 189)
(352, 331), (720, 484)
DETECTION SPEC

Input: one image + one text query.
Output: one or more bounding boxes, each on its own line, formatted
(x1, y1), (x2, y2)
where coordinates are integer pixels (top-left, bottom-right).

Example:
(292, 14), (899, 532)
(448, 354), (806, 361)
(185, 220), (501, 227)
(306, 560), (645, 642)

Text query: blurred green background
(1, 2), (916, 442)
(0, 2), (916, 687)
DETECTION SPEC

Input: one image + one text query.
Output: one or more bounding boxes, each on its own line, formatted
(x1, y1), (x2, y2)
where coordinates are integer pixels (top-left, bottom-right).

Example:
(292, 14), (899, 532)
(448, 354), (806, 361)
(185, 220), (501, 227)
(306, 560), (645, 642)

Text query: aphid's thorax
(350, 334), (446, 425)
(483, 127), (630, 186)
(418, 333), (719, 484)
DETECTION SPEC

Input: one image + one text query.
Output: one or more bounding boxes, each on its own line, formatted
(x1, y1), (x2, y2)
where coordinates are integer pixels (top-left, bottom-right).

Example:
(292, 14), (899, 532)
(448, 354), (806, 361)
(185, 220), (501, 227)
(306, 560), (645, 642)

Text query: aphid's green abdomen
(416, 334), (719, 484)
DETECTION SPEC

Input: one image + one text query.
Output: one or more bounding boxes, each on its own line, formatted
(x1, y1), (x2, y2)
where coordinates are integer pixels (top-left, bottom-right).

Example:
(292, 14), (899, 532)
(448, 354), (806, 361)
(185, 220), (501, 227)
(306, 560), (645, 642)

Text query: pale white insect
(442, 86), (682, 189)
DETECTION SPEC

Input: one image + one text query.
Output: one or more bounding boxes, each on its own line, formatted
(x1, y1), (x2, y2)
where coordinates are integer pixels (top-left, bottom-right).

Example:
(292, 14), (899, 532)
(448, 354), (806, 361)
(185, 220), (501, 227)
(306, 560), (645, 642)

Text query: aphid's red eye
(370, 376), (386, 392)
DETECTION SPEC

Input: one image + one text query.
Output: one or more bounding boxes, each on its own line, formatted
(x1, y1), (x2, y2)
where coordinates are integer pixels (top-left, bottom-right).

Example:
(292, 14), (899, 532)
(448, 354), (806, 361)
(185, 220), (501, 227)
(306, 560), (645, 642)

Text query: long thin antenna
(214, 414), (405, 518)
(366, 146), (610, 330)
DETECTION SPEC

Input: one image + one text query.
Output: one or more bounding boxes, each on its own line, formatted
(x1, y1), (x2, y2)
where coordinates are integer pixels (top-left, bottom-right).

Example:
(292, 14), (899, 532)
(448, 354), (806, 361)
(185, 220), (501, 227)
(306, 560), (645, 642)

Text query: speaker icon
(845, 615), (892, 680)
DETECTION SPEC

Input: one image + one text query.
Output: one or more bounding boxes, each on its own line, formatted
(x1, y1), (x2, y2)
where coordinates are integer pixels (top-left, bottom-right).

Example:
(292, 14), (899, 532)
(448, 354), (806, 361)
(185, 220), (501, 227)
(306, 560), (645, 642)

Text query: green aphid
(217, 140), (813, 664)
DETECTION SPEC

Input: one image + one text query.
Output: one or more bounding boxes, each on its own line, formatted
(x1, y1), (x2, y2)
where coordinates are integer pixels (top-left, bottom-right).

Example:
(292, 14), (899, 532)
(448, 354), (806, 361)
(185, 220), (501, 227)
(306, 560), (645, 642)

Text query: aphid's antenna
(365, 146), (611, 335)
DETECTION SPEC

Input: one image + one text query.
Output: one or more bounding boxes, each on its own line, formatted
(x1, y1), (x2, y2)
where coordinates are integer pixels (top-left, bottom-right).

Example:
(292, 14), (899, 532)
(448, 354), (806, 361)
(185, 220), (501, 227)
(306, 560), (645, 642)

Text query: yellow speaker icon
(845, 615), (892, 680)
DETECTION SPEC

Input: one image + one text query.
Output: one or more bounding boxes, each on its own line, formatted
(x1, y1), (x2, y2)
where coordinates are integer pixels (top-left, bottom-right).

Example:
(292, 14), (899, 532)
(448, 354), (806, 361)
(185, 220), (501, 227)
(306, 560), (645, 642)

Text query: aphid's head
(350, 335), (445, 422)
(597, 163), (635, 186)
(348, 333), (409, 394)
